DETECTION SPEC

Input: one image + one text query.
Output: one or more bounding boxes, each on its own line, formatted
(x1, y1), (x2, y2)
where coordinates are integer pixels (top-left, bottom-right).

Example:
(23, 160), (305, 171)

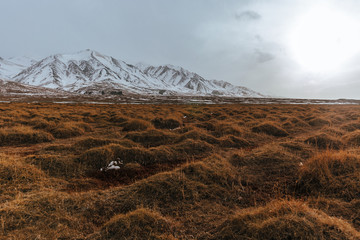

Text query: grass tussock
(343, 130), (360, 146)
(251, 122), (289, 137)
(74, 137), (138, 149)
(151, 117), (181, 130)
(0, 154), (47, 203)
(304, 133), (343, 149)
(90, 208), (177, 240)
(0, 125), (54, 146)
(212, 199), (360, 240)
(178, 129), (220, 145)
(282, 117), (309, 129)
(218, 135), (250, 148)
(341, 122), (360, 132)
(308, 117), (331, 127)
(297, 151), (360, 200)
(25, 155), (81, 178)
(49, 121), (92, 138)
(121, 119), (151, 132)
(124, 129), (177, 147)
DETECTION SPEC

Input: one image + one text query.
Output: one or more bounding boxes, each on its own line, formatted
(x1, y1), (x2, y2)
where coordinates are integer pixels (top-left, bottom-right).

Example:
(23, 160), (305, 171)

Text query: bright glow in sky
(288, 5), (360, 73)
(2, 0), (360, 98)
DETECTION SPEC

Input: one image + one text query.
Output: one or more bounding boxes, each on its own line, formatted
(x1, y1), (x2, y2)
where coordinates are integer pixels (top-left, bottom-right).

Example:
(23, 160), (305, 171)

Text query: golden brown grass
(0, 125), (54, 146)
(251, 122), (289, 137)
(213, 199), (360, 240)
(297, 151), (360, 200)
(89, 208), (177, 240)
(1, 103), (360, 239)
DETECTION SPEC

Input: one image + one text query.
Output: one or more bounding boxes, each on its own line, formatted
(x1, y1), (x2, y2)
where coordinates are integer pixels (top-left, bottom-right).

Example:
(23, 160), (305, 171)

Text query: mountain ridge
(2, 50), (265, 97)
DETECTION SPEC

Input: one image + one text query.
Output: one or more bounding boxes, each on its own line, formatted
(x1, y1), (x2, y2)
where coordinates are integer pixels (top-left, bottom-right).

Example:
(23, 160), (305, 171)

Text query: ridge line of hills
(0, 49), (265, 97)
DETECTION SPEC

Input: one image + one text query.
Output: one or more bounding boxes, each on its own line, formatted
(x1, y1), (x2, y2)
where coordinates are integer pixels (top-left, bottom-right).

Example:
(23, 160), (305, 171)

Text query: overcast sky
(1, 0), (360, 98)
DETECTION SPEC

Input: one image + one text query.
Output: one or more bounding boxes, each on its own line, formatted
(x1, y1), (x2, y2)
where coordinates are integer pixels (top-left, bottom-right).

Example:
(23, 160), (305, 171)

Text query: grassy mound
(49, 121), (91, 138)
(282, 117), (309, 129)
(212, 200), (360, 239)
(343, 130), (360, 146)
(79, 139), (213, 171)
(297, 151), (360, 200)
(308, 117), (330, 127)
(304, 133), (343, 149)
(178, 129), (220, 145)
(251, 123), (289, 137)
(172, 139), (214, 157)
(230, 144), (302, 203)
(211, 123), (243, 138)
(91, 208), (176, 240)
(91, 156), (242, 214)
(219, 135), (250, 148)
(25, 117), (56, 130)
(0, 191), (89, 239)
(195, 122), (216, 131)
(122, 119), (151, 132)
(79, 144), (174, 170)
(0, 125), (54, 146)
(74, 137), (138, 150)
(0, 154), (46, 202)
(25, 155), (80, 178)
(151, 117), (181, 130)
(341, 122), (360, 132)
(124, 129), (177, 147)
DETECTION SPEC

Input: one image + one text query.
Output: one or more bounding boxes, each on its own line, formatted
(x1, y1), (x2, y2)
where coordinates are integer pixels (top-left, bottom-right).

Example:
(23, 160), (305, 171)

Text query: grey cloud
(235, 10), (261, 21)
(254, 49), (275, 63)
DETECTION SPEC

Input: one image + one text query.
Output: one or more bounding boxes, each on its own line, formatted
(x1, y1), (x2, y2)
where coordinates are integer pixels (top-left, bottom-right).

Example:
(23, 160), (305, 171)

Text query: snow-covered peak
(3, 50), (265, 97)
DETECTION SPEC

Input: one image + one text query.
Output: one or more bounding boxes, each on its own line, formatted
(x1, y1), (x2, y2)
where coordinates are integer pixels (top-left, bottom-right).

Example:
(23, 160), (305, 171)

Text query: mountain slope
(14, 50), (165, 92)
(8, 50), (265, 97)
(0, 78), (69, 95)
(0, 56), (36, 80)
(138, 64), (264, 97)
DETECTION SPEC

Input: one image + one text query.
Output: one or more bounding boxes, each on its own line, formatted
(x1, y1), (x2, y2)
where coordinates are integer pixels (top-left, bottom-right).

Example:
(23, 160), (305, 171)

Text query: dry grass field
(0, 102), (360, 239)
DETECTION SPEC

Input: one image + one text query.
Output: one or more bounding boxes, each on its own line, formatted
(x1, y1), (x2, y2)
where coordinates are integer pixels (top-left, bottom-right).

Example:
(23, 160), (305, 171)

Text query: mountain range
(0, 50), (264, 97)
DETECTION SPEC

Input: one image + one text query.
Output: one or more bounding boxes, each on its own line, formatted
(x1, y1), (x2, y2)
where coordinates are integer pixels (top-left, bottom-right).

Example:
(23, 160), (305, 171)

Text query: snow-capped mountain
(138, 64), (264, 97)
(4, 50), (264, 97)
(13, 50), (169, 93)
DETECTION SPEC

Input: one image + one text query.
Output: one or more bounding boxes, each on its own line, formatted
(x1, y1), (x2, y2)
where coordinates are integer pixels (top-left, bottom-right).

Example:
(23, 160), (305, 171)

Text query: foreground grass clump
(89, 208), (177, 240)
(0, 154), (46, 202)
(297, 151), (360, 200)
(212, 200), (360, 240)
(0, 125), (54, 146)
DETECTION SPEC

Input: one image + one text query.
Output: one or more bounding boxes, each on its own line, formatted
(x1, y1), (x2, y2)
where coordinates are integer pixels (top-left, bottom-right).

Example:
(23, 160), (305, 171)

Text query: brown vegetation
(251, 122), (289, 137)
(1, 103), (360, 239)
(213, 200), (360, 240)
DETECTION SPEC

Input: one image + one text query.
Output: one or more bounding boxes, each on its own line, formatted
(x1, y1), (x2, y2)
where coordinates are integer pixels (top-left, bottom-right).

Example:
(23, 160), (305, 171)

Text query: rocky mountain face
(2, 50), (265, 97)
